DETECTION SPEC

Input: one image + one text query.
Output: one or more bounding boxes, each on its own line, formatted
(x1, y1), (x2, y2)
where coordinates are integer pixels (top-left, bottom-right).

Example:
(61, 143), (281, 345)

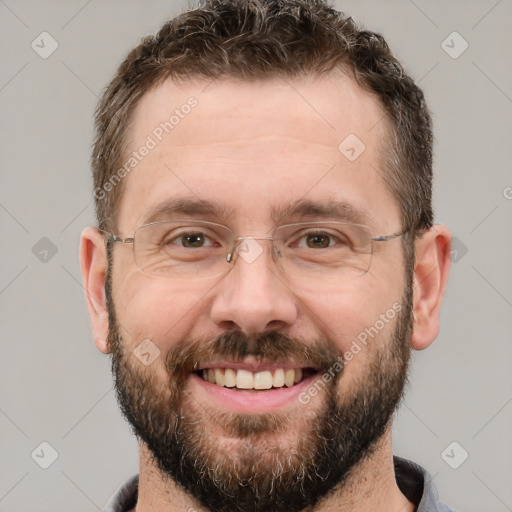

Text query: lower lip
(189, 372), (321, 414)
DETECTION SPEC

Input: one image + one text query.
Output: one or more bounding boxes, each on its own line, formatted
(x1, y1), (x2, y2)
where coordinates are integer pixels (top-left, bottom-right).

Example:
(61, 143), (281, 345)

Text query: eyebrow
(141, 197), (236, 225)
(270, 199), (374, 227)
(140, 197), (373, 228)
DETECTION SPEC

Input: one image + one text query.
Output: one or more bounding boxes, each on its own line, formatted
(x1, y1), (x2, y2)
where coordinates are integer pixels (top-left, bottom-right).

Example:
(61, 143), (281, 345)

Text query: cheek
(311, 294), (403, 390)
(113, 272), (207, 351)
(296, 274), (403, 354)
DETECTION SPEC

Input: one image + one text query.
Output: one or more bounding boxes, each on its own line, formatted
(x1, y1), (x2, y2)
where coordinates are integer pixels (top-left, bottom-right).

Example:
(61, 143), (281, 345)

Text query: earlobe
(410, 224), (452, 351)
(80, 227), (110, 354)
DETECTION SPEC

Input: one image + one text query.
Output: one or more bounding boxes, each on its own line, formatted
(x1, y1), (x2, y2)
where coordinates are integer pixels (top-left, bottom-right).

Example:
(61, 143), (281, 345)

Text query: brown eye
(305, 233), (332, 248)
(180, 233), (206, 248)
(164, 231), (216, 249)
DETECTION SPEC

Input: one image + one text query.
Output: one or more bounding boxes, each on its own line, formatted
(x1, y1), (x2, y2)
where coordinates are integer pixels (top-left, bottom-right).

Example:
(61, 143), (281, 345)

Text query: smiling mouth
(193, 367), (318, 391)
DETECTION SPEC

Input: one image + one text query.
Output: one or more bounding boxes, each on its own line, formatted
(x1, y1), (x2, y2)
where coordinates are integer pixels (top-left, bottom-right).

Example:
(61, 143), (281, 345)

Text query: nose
(210, 238), (299, 334)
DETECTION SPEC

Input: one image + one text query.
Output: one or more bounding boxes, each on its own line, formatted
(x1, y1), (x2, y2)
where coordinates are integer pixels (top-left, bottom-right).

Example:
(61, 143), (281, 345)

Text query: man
(80, 0), (454, 510)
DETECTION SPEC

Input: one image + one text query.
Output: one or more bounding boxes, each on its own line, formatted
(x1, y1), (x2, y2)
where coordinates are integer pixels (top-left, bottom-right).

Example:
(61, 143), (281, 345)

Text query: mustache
(165, 331), (343, 380)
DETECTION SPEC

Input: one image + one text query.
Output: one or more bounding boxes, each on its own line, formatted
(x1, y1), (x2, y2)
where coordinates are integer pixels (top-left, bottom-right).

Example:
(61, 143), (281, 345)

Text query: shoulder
(394, 456), (457, 512)
(102, 474), (139, 512)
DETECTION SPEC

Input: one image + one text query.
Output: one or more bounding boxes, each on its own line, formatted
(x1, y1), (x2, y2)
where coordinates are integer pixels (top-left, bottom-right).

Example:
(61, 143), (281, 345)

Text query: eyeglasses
(103, 220), (407, 282)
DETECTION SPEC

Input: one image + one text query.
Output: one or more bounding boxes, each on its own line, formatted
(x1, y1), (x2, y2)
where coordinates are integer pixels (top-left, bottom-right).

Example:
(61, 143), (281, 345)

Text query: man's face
(107, 72), (412, 511)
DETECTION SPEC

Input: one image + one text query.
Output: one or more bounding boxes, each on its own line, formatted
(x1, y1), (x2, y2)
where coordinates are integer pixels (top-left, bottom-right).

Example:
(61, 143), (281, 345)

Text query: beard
(106, 266), (413, 512)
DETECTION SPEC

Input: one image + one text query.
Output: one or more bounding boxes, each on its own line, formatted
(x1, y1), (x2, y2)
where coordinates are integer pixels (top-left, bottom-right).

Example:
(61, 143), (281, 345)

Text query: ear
(80, 227), (110, 354)
(411, 224), (452, 351)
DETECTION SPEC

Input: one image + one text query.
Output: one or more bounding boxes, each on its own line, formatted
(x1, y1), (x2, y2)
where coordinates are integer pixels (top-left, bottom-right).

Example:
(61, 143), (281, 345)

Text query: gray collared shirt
(102, 456), (456, 511)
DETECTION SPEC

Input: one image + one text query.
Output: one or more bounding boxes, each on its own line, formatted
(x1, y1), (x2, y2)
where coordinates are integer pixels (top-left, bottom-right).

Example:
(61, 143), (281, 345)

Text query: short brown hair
(92, 0), (434, 243)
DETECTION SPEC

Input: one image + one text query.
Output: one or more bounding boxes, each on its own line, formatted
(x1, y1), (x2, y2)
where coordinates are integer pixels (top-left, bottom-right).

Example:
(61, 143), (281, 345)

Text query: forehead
(117, 71), (399, 232)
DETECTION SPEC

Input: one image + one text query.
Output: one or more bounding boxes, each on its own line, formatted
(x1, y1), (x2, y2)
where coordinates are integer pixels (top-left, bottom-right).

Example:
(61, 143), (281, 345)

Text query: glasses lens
(274, 222), (373, 282)
(133, 221), (233, 279)
(131, 220), (374, 283)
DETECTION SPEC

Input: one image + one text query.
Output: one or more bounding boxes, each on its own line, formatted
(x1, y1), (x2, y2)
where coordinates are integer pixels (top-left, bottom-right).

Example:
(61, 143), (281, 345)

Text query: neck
(130, 428), (415, 512)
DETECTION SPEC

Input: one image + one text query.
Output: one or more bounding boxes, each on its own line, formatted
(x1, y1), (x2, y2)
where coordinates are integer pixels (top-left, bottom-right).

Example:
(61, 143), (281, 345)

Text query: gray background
(1, 0), (511, 510)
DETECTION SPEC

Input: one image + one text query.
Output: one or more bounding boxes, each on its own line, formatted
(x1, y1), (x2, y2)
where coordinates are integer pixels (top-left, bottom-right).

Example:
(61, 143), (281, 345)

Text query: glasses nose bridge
(227, 235), (280, 265)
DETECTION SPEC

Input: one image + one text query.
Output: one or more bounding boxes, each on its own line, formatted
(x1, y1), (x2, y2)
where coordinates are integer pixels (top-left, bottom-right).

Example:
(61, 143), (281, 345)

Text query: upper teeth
(201, 368), (303, 389)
